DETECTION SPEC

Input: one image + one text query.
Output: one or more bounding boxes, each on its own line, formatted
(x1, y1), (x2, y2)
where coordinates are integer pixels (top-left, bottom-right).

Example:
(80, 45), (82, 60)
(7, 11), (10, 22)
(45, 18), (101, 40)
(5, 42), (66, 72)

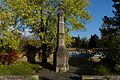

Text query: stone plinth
(56, 46), (69, 72)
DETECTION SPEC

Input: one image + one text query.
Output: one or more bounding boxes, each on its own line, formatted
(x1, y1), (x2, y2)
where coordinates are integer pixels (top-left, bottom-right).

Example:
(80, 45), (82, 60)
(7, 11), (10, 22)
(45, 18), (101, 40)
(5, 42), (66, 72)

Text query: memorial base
(55, 46), (69, 72)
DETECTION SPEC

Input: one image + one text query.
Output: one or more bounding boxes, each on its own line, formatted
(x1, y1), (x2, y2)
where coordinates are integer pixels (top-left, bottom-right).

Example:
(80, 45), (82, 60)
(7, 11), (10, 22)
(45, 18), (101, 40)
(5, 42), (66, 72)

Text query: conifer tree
(100, 0), (120, 73)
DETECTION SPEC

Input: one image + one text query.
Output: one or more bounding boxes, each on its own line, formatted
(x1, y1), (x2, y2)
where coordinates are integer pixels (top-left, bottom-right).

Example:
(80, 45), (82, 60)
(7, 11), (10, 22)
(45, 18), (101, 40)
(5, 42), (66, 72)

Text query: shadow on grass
(39, 77), (50, 80)
(38, 62), (53, 70)
(69, 76), (82, 80)
(29, 62), (54, 75)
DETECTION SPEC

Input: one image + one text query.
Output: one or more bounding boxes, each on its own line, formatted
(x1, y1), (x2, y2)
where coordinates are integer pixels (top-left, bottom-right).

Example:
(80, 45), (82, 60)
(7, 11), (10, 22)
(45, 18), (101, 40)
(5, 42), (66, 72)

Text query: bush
(0, 61), (40, 75)
(0, 51), (18, 65)
(94, 58), (120, 75)
(94, 64), (110, 75)
(114, 64), (120, 74)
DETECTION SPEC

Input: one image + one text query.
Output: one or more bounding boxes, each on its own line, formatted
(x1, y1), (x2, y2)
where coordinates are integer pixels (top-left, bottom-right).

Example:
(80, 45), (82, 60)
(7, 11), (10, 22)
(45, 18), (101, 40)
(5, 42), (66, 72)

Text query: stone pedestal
(56, 46), (69, 72)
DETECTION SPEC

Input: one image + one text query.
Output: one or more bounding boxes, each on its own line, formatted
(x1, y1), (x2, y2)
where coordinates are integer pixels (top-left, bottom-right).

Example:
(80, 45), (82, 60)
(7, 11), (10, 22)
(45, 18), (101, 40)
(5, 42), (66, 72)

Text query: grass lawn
(0, 61), (41, 75)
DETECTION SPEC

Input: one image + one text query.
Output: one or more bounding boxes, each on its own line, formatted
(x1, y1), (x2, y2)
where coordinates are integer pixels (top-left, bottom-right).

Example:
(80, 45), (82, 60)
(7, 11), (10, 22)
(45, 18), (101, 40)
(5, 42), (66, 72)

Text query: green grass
(0, 61), (41, 75)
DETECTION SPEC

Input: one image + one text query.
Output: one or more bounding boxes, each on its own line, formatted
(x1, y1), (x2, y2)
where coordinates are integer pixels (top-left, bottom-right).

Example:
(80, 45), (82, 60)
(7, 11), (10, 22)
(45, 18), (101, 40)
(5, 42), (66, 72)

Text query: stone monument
(55, 6), (69, 72)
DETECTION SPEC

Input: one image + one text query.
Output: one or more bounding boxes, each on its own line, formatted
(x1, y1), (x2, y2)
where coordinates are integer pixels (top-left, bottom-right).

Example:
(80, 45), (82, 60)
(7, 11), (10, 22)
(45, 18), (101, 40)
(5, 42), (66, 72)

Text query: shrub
(94, 58), (120, 75)
(114, 64), (120, 74)
(0, 51), (18, 65)
(94, 64), (110, 75)
(7, 51), (18, 64)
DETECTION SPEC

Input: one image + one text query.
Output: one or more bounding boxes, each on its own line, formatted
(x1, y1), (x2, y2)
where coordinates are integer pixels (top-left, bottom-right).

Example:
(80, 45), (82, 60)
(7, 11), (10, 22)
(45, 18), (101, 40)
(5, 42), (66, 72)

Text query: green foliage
(71, 35), (88, 49)
(99, 0), (120, 75)
(115, 64), (120, 73)
(19, 37), (41, 52)
(94, 64), (110, 75)
(88, 34), (99, 48)
(0, 61), (40, 75)
(0, 31), (20, 64)
(108, 32), (120, 64)
(0, 31), (20, 53)
(0, 0), (91, 64)
(80, 37), (88, 49)
(62, 0), (92, 30)
(94, 58), (120, 75)
(99, 0), (120, 48)
(3, 0), (91, 47)
(0, 1), (20, 54)
(100, 0), (120, 36)
(71, 35), (80, 48)
(65, 33), (74, 48)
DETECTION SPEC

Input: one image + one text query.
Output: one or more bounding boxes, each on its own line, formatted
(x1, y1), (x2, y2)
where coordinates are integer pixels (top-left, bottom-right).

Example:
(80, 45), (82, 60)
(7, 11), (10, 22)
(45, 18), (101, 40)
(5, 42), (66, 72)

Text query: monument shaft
(55, 8), (69, 72)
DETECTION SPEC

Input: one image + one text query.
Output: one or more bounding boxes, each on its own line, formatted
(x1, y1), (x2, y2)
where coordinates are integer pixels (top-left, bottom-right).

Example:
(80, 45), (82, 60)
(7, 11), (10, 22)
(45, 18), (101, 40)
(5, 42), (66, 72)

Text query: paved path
(38, 58), (97, 80)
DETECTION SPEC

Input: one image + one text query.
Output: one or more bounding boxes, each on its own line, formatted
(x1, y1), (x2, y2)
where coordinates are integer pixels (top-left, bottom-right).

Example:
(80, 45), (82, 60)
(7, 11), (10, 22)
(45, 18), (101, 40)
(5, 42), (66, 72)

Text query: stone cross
(55, 7), (69, 72)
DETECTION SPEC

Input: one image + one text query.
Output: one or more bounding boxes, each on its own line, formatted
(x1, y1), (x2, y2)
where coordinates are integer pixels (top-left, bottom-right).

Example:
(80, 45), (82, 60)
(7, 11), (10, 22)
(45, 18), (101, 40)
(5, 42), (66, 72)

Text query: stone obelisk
(55, 7), (69, 72)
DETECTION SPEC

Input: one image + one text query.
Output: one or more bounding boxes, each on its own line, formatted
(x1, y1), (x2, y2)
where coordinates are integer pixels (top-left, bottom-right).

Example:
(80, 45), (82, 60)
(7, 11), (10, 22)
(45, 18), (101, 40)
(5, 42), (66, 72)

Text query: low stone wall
(0, 75), (39, 80)
(82, 75), (120, 80)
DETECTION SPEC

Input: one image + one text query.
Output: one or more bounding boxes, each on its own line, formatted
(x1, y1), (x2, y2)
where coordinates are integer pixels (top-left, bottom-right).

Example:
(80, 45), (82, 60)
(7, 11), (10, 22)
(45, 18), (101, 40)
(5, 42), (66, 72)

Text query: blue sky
(71, 0), (114, 39)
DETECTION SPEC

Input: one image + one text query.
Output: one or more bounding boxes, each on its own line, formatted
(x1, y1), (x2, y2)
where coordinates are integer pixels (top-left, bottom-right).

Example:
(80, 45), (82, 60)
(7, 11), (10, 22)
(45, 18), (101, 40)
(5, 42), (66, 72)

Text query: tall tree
(99, 0), (120, 48)
(100, 0), (120, 36)
(99, 0), (120, 73)
(88, 34), (99, 48)
(80, 37), (88, 49)
(0, 0), (91, 63)
(71, 35), (81, 48)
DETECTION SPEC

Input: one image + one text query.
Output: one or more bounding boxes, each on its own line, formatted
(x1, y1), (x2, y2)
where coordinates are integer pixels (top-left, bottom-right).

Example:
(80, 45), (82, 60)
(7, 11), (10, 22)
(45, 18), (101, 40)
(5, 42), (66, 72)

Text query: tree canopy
(0, 0), (91, 53)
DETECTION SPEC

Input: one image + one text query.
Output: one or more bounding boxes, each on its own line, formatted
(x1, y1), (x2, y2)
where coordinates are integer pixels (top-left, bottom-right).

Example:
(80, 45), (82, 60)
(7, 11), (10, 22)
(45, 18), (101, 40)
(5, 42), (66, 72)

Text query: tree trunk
(41, 44), (47, 63)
